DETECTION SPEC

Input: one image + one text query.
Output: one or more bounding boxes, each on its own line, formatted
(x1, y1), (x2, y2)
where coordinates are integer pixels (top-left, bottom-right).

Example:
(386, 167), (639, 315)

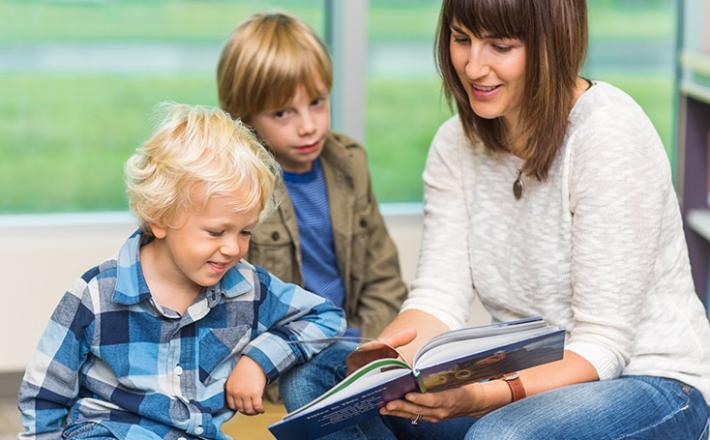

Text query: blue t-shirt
(283, 159), (348, 319)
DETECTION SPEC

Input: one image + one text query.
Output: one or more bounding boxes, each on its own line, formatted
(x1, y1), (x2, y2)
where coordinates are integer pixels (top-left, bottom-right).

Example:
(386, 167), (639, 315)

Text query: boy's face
(248, 81), (330, 174)
(149, 189), (260, 293)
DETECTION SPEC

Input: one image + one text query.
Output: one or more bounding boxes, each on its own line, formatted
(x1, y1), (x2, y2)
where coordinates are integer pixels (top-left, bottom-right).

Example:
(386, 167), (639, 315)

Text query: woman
(281, 0), (710, 438)
(376, 0), (710, 438)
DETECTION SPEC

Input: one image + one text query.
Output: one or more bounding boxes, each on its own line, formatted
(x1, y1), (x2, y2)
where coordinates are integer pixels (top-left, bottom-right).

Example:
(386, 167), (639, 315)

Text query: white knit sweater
(402, 81), (710, 403)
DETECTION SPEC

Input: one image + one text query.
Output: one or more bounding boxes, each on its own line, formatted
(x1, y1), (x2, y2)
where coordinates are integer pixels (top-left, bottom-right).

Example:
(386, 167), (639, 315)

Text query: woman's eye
(452, 34), (469, 44)
(206, 230), (224, 237)
(310, 97), (325, 106)
(240, 230), (252, 237)
(493, 44), (512, 53)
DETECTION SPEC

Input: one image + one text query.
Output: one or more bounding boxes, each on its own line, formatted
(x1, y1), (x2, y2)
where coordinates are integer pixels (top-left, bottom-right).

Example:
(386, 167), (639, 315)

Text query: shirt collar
(113, 230), (253, 306)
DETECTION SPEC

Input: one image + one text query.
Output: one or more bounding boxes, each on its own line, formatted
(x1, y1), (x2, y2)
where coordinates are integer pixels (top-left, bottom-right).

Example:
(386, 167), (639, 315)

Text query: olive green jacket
(247, 132), (407, 339)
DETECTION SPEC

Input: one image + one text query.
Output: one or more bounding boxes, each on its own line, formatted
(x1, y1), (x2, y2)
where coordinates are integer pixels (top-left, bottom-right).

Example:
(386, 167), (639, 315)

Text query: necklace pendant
(513, 175), (523, 200)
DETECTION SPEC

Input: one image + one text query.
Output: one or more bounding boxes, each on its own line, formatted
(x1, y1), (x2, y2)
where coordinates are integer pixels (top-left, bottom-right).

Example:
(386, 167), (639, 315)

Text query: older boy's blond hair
(217, 12), (332, 120)
(125, 103), (280, 235)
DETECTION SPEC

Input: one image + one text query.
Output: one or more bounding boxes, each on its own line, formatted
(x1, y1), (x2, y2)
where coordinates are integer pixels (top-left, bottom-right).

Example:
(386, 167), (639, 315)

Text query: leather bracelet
(501, 373), (526, 402)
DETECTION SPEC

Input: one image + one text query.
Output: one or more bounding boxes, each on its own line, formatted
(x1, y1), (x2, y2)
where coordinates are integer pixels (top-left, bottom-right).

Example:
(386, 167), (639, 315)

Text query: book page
(414, 317), (546, 362)
(284, 358), (411, 419)
(414, 326), (559, 369)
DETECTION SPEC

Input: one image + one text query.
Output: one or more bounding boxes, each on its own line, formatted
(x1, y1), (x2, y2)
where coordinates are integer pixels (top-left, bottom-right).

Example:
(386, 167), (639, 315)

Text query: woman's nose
(464, 46), (489, 80)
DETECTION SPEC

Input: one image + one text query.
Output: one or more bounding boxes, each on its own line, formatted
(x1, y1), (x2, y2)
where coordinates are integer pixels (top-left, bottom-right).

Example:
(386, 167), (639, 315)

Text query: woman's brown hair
(436, 0), (588, 180)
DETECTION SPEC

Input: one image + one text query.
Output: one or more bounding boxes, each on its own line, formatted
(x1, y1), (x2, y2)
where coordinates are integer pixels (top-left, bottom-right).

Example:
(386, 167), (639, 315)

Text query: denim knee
(279, 341), (355, 411)
(464, 407), (534, 440)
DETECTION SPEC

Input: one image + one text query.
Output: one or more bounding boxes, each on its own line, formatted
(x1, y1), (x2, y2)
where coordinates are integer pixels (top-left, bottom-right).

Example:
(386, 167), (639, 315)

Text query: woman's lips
(470, 83), (502, 100)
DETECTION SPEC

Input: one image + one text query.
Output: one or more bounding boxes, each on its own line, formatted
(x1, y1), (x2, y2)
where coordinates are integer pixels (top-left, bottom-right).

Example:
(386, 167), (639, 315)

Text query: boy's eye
(273, 110), (287, 118)
(240, 230), (253, 237)
(310, 96), (326, 106)
(206, 229), (224, 237)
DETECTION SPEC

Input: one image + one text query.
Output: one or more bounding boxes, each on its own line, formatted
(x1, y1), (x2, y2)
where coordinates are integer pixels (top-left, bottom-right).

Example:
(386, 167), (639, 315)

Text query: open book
(268, 317), (565, 440)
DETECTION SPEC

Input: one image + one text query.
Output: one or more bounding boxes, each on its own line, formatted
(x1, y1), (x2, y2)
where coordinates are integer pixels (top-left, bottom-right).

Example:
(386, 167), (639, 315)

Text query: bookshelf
(678, 1), (710, 309)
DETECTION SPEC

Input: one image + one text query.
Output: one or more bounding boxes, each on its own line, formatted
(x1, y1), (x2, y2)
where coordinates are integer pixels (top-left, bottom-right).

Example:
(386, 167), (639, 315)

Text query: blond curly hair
(124, 103), (281, 235)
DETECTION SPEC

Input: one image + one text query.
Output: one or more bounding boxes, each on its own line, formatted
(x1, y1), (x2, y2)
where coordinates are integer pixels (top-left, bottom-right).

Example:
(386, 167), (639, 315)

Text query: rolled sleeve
(248, 267), (345, 379)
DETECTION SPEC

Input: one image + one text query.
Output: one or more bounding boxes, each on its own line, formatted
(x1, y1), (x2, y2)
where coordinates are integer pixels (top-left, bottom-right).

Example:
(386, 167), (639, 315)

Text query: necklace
(513, 169), (523, 200)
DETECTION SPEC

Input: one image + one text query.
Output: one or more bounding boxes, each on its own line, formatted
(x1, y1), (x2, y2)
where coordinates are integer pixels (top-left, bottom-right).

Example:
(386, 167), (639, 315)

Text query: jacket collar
(320, 133), (354, 179)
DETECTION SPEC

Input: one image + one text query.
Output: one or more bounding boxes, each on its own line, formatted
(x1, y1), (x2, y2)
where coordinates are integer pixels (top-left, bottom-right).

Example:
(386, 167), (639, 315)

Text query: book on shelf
(268, 316), (565, 440)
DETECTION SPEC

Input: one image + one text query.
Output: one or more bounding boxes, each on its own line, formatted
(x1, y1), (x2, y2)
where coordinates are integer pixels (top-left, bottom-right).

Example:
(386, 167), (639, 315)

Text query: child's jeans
(280, 342), (710, 440)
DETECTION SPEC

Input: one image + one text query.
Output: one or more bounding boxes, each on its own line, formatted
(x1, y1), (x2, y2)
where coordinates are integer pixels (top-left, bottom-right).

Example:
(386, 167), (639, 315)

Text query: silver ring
(411, 414), (421, 425)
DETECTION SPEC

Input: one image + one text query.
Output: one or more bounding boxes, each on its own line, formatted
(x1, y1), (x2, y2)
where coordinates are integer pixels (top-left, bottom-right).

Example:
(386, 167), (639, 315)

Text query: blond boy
(17, 104), (344, 439)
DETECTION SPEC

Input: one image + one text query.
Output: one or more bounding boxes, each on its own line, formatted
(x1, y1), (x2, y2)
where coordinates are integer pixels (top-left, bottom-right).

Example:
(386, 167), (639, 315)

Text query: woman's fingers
(382, 328), (417, 348)
(382, 397), (425, 417)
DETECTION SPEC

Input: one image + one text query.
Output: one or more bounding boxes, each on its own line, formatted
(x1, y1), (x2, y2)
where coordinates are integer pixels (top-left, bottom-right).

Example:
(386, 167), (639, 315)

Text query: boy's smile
(141, 187), (260, 311)
(248, 81), (330, 174)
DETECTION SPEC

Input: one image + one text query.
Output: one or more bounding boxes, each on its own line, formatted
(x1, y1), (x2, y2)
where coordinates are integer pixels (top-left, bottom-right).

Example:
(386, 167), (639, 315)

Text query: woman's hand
(224, 355), (267, 415)
(346, 329), (418, 374)
(380, 380), (512, 422)
(379, 328), (418, 351)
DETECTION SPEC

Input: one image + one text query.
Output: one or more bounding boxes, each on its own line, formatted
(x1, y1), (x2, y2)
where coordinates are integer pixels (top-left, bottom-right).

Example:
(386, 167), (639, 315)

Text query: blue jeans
(281, 343), (709, 440)
(464, 375), (709, 440)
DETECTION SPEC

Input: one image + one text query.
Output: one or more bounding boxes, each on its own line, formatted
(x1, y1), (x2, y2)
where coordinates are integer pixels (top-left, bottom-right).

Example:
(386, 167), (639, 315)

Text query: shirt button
(271, 231), (280, 241)
(195, 426), (204, 435)
(359, 218), (367, 228)
(174, 365), (183, 376)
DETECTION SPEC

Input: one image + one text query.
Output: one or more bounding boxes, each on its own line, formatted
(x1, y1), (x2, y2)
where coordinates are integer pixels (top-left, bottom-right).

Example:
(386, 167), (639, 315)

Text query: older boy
(217, 12), (407, 342)
(17, 104), (344, 439)
(217, 12), (409, 410)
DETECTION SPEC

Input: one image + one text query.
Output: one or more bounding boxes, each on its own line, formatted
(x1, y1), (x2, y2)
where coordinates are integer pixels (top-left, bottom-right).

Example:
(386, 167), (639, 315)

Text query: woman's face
(449, 21), (527, 128)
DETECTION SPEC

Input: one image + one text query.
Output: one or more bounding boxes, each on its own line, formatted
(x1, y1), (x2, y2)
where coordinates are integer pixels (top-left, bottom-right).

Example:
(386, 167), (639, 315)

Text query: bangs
(446, 0), (527, 41)
(248, 28), (332, 115)
(218, 12), (333, 119)
(260, 58), (330, 112)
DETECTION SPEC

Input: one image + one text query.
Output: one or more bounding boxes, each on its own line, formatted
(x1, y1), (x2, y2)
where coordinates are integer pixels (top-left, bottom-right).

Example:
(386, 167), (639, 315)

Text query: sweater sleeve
(566, 103), (671, 380)
(401, 117), (478, 329)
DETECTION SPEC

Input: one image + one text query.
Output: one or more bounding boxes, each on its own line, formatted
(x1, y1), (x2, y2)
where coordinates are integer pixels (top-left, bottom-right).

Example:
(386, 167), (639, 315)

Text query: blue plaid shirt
(18, 231), (345, 439)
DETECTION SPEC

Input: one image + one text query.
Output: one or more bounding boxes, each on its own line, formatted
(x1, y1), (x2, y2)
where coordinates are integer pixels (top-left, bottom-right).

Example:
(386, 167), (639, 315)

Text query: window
(584, 0), (677, 167)
(1, 0), (678, 212)
(366, 0), (451, 202)
(364, 0), (678, 202)
(0, 0), (324, 213)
